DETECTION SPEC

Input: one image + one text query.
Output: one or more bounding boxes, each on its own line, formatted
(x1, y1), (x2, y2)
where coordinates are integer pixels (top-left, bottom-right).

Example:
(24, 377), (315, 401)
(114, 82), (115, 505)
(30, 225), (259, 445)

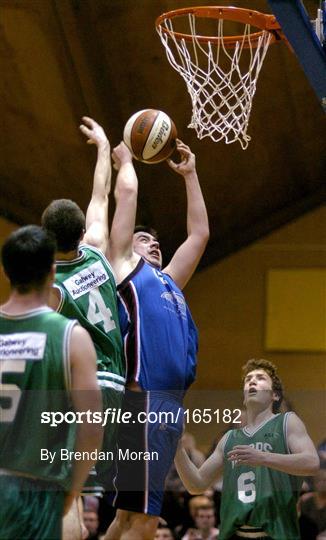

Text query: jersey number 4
(238, 471), (256, 503)
(0, 360), (26, 422)
(87, 289), (116, 333)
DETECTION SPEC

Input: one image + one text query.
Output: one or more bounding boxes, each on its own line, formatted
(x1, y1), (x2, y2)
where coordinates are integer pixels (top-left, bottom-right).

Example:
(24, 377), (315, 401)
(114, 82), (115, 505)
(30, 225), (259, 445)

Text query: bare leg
(63, 497), (88, 540)
(104, 509), (159, 540)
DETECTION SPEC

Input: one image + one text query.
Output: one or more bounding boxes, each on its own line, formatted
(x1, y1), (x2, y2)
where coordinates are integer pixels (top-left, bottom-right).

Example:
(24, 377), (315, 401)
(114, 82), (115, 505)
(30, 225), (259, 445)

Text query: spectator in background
(83, 511), (99, 539)
(154, 526), (176, 539)
(193, 505), (219, 539)
(175, 496), (212, 539)
(299, 468), (326, 539)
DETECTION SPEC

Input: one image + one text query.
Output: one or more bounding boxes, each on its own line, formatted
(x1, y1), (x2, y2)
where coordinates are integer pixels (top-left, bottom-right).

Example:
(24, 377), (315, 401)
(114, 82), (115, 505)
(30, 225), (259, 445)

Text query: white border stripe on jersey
(129, 281), (141, 382)
(123, 335), (129, 381)
(98, 380), (125, 392)
(55, 284), (65, 313)
(242, 413), (280, 438)
(144, 391), (150, 514)
(0, 307), (52, 320)
(283, 411), (292, 454)
(63, 320), (78, 391)
(117, 291), (131, 324)
(97, 371), (126, 383)
(56, 250), (85, 265)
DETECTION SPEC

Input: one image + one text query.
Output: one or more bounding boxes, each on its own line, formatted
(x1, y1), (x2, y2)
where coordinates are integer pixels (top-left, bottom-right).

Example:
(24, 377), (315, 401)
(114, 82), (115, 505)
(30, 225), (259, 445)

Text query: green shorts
(83, 386), (124, 496)
(0, 474), (64, 540)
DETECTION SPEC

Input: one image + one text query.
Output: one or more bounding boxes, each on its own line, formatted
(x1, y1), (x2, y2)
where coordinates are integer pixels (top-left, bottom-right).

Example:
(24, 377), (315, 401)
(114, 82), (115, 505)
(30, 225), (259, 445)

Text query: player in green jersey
(42, 118), (125, 499)
(174, 359), (319, 540)
(0, 225), (103, 540)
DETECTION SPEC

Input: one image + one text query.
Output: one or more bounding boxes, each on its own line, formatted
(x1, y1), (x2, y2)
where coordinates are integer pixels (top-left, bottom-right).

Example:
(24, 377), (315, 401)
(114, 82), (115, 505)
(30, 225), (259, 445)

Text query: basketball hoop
(156, 7), (285, 150)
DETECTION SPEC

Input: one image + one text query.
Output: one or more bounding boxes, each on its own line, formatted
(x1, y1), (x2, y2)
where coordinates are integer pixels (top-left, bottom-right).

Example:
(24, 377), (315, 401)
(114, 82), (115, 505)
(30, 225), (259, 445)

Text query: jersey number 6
(238, 471), (256, 503)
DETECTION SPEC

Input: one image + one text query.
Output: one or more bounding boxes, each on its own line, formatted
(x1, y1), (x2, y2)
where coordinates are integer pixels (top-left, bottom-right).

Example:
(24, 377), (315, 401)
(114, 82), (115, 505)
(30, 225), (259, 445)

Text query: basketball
(123, 109), (177, 164)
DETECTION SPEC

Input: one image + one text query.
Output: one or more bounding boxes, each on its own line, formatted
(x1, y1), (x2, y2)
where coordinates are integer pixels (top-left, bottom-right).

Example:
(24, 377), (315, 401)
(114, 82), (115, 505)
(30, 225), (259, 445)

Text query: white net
(157, 14), (273, 150)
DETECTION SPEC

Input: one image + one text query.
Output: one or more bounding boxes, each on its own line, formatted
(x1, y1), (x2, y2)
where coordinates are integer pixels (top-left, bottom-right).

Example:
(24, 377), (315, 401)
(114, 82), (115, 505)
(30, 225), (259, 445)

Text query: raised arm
(163, 140), (209, 289)
(107, 142), (139, 275)
(174, 434), (225, 494)
(80, 117), (111, 253)
(228, 413), (320, 476)
(63, 325), (103, 514)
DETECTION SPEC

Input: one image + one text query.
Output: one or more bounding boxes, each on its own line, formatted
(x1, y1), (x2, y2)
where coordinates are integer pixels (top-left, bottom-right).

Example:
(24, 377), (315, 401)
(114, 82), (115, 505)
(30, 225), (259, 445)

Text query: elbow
(115, 183), (137, 197)
(195, 227), (210, 255)
(199, 222), (210, 246)
(309, 456), (321, 476)
(301, 454), (320, 476)
(192, 226), (210, 250)
(187, 480), (209, 495)
(202, 226), (210, 246)
(189, 487), (206, 495)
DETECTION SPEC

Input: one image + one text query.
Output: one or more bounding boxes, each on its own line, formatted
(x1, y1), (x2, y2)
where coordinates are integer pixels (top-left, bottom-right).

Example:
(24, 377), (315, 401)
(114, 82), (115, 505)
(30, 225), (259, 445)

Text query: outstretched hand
(167, 139), (196, 176)
(80, 116), (109, 149)
(112, 141), (133, 171)
(227, 445), (267, 467)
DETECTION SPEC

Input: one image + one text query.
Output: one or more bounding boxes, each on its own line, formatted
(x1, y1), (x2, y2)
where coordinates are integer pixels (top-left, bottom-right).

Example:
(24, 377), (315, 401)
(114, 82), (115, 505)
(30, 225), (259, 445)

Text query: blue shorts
(111, 389), (184, 516)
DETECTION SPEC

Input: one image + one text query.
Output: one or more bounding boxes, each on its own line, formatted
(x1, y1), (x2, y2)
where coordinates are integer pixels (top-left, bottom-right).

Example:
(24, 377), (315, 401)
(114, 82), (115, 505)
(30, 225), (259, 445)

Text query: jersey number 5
(87, 289), (116, 333)
(238, 471), (256, 503)
(0, 360), (26, 422)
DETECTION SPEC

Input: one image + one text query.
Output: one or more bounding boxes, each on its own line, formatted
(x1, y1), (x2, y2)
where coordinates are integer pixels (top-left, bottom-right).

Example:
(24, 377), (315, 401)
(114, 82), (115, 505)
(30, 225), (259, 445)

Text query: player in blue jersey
(104, 140), (209, 540)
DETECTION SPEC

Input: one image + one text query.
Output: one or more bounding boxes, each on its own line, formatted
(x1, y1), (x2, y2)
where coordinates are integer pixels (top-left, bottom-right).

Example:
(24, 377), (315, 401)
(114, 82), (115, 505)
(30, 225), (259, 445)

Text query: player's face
(243, 369), (276, 410)
(133, 232), (162, 268)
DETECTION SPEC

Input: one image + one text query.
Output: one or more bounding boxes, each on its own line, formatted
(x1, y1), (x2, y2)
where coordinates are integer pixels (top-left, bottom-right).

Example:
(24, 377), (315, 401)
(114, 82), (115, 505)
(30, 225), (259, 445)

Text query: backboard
(267, 0), (326, 111)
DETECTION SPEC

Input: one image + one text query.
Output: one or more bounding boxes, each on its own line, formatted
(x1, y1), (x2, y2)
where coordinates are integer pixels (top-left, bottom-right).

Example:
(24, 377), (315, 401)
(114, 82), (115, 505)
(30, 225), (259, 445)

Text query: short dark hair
(242, 358), (284, 413)
(1, 225), (56, 293)
(134, 224), (159, 240)
(42, 199), (85, 252)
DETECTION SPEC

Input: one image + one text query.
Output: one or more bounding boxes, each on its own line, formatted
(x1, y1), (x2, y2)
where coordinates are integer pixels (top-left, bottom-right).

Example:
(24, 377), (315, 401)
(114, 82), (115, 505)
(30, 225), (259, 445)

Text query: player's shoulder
(79, 242), (103, 259)
(116, 255), (144, 287)
(284, 411), (307, 434)
(49, 309), (78, 327)
(81, 242), (116, 273)
(218, 430), (234, 452)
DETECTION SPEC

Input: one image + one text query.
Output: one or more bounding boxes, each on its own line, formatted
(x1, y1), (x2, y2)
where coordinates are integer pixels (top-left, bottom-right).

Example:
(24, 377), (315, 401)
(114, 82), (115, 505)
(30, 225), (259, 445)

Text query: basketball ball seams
(142, 112), (172, 161)
(123, 108), (177, 164)
(130, 111), (153, 158)
(145, 131), (176, 163)
(138, 110), (160, 159)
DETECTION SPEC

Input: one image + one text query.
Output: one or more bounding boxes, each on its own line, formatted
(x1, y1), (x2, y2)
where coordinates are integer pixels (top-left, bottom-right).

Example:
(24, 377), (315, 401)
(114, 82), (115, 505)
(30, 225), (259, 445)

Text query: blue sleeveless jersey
(117, 259), (198, 391)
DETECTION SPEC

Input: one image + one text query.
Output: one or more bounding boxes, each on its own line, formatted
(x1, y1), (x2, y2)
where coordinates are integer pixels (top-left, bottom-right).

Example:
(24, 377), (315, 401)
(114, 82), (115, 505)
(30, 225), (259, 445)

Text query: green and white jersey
(220, 413), (302, 540)
(55, 244), (125, 392)
(0, 307), (76, 489)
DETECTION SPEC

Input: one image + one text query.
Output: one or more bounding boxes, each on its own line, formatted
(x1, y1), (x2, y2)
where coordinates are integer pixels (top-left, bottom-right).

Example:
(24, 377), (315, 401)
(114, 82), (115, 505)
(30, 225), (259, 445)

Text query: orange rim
(156, 6), (284, 48)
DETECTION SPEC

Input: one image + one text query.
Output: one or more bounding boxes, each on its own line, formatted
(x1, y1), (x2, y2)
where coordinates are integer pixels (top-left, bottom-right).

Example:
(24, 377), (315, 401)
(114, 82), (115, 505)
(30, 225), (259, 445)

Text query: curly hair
(242, 358), (284, 413)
